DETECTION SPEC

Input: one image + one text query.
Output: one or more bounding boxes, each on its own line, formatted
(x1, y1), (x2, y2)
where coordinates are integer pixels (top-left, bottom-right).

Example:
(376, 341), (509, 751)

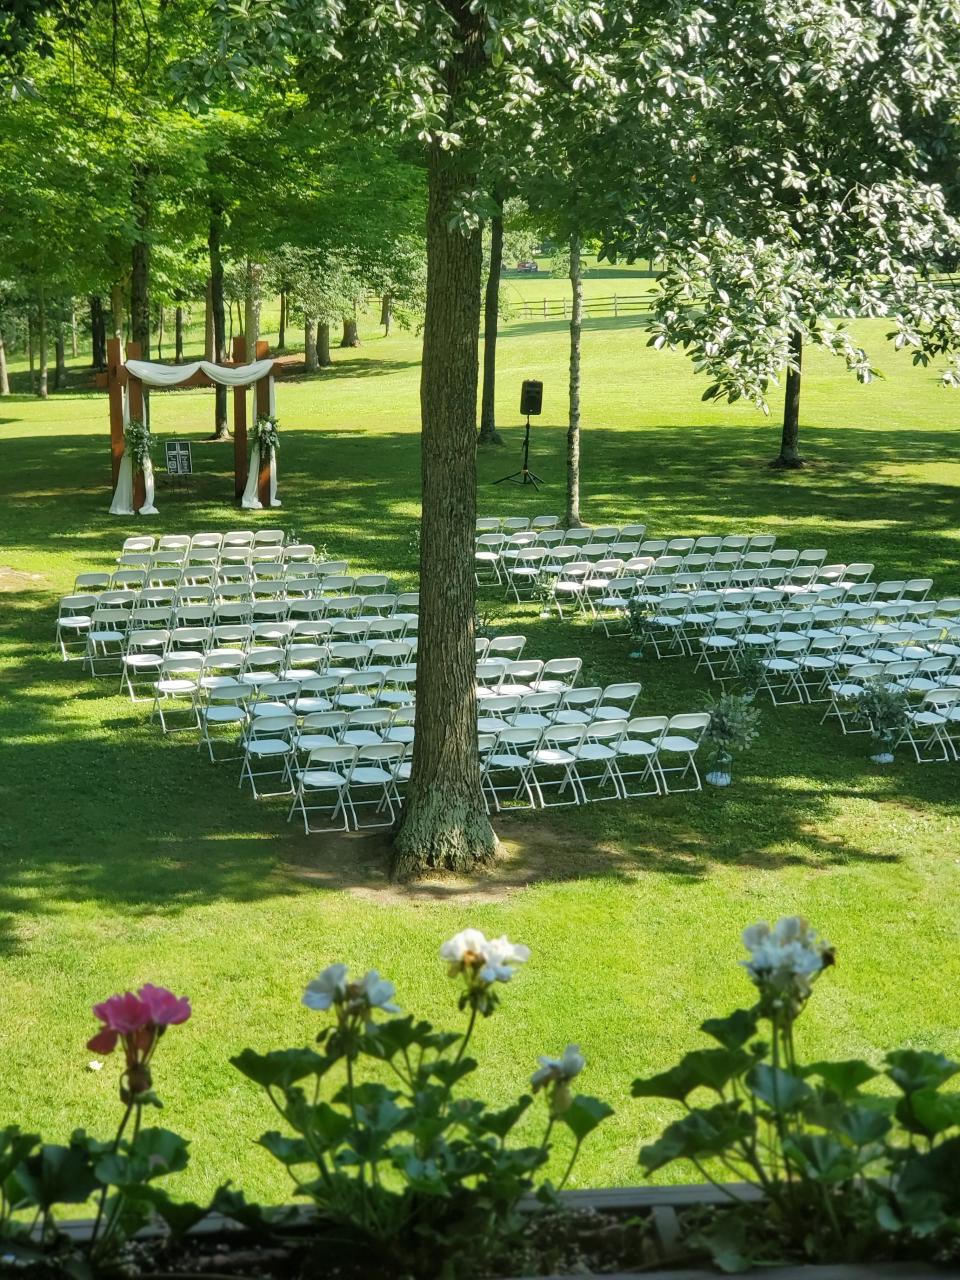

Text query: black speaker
(520, 380), (543, 417)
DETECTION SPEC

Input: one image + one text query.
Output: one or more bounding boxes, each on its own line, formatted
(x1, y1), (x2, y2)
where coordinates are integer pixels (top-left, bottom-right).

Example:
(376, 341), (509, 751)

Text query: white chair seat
(489, 752), (528, 768)
(351, 766), (393, 784)
(477, 717), (510, 734)
(297, 734), (339, 751)
(125, 654), (162, 668)
(593, 707), (628, 721)
(60, 616), (92, 630)
(800, 656), (836, 670)
(511, 713), (550, 729)
(704, 636), (737, 649)
(204, 706), (246, 724)
(552, 710), (592, 725)
(90, 629), (124, 643)
(763, 659), (798, 672)
(529, 748), (575, 765)
(910, 711), (946, 726)
(659, 734), (697, 752)
(618, 739), (656, 757)
(157, 678), (196, 694)
(301, 770), (348, 787)
(575, 744), (616, 761)
(247, 740), (290, 756)
(386, 727), (415, 744)
(293, 697), (333, 714)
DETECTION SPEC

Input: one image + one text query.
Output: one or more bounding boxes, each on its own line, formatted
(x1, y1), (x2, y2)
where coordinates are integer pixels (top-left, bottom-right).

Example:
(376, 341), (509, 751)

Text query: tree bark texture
(774, 328), (804, 468)
(110, 282), (124, 339)
(566, 231), (584, 525)
(204, 280), (214, 361)
(318, 321), (332, 367)
(244, 259), (262, 356)
(209, 209), (230, 440)
(130, 169), (151, 353)
(27, 315), (35, 392)
(175, 305), (184, 363)
(392, 142), (498, 879)
(304, 317), (318, 370)
(478, 207), (504, 446)
(380, 292), (392, 336)
(70, 303), (78, 357)
(37, 290), (48, 398)
(89, 295), (107, 369)
(54, 326), (65, 390)
(340, 316), (360, 347)
(278, 288), (286, 349)
(0, 329), (9, 395)
(156, 305), (164, 360)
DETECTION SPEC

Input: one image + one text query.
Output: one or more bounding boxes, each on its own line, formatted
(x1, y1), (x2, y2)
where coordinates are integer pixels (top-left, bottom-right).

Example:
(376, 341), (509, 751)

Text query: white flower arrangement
(741, 915), (835, 1016)
(253, 414), (281, 459)
(440, 927), (530, 1016)
(124, 418), (154, 473)
(302, 963), (400, 1023)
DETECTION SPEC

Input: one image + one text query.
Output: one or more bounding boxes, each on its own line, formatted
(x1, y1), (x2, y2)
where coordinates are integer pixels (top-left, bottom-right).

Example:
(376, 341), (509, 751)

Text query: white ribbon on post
(241, 443), (264, 510)
(109, 452), (135, 515)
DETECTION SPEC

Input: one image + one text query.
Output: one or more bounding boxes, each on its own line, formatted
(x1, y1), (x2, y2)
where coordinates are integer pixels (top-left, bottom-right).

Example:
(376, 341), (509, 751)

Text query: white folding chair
(288, 746), (356, 833)
(657, 713), (710, 793)
(617, 715), (668, 797)
(240, 712), (297, 798)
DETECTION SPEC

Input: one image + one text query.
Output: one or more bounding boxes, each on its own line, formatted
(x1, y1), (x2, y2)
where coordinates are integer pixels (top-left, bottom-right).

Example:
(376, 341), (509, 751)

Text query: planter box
(47, 1185), (954, 1279)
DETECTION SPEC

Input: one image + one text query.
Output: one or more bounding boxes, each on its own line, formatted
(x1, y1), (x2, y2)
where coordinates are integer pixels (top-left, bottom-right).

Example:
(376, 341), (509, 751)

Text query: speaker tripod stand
(495, 416), (543, 489)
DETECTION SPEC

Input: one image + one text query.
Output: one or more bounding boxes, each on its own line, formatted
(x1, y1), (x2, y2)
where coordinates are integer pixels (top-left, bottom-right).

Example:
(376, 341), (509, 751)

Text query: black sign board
(165, 441), (193, 475)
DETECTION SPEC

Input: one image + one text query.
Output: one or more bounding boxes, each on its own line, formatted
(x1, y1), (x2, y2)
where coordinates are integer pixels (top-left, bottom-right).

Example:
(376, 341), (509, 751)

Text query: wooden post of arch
(126, 341), (146, 510)
(254, 339), (272, 508)
(231, 336), (249, 500)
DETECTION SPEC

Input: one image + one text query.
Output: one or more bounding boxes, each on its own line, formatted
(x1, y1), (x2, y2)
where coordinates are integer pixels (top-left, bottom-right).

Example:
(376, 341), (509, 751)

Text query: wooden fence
(508, 293), (656, 322)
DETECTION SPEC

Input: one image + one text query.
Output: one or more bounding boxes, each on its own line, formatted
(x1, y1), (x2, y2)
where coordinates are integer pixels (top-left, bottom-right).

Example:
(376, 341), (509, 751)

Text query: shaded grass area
(1, 297), (959, 1204)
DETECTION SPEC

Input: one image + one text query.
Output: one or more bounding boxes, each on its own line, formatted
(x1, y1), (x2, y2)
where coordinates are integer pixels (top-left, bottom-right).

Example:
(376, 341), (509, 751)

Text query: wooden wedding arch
(103, 336), (281, 508)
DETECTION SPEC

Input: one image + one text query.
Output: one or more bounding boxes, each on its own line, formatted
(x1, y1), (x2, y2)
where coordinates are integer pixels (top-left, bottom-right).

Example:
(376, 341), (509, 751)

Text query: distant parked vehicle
(516, 260), (539, 273)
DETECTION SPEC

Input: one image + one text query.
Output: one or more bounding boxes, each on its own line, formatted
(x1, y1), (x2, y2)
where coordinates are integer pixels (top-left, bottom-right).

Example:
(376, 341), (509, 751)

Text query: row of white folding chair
(287, 741), (411, 831)
(122, 530), (286, 554)
(476, 515), (564, 532)
(99, 566), (370, 592)
(476, 681), (641, 730)
(111, 594), (413, 624)
(494, 538), (797, 570)
(896, 688), (960, 764)
(545, 562), (866, 609)
(759, 640), (960, 710)
(116, 543), (319, 568)
(475, 657), (584, 696)
(478, 712), (711, 810)
(821, 667), (960, 755)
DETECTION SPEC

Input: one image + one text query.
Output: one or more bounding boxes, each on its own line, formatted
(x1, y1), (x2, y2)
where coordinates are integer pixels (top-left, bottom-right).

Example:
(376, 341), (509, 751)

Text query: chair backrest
(560, 686), (601, 709)
(492, 727), (542, 751)
(476, 517), (501, 532)
(486, 635), (526, 660)
(538, 657), (582, 685)
(626, 715), (668, 738)
(502, 517), (531, 531)
(542, 724), (586, 749)
(249, 712), (297, 738)
(666, 712), (711, 735)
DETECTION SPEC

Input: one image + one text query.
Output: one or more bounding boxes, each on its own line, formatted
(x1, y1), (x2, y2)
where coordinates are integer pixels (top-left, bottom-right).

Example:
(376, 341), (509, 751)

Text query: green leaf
(283, 1099), (351, 1150)
(899, 1138), (960, 1215)
(834, 1103), (892, 1148)
(700, 1008), (760, 1051)
(746, 1063), (812, 1113)
(906, 1089), (960, 1137)
(886, 1049), (959, 1095)
(802, 1059), (877, 1099)
(231, 1047), (329, 1090)
(131, 1185), (209, 1237)
(258, 1131), (314, 1167)
(782, 1134), (859, 1184)
(427, 1057), (477, 1089)
(632, 1047), (752, 1102)
(640, 1103), (754, 1174)
(16, 1141), (98, 1208)
(479, 1095), (533, 1140)
(0, 1126), (40, 1189)
(95, 1128), (189, 1187)
(559, 1094), (614, 1142)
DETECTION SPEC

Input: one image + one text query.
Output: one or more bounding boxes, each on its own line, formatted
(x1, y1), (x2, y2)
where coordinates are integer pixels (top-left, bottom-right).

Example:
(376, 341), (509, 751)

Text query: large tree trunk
(304, 317), (318, 370)
(208, 209), (230, 440)
(89, 295), (107, 370)
(278, 288), (286, 349)
(340, 316), (360, 347)
(773, 328), (804, 468)
(37, 290), (48, 399)
(380, 292), (392, 336)
(392, 143), (497, 879)
(175, 305), (184, 363)
(155, 304), (164, 360)
(110, 282), (124, 339)
(0, 328), (9, 395)
(204, 279), (214, 360)
(130, 169), (151, 352)
(244, 259), (262, 355)
(566, 231), (584, 526)
(318, 322), (332, 367)
(478, 204), (504, 446)
(54, 325), (65, 390)
(27, 314), (35, 392)
(70, 301), (78, 357)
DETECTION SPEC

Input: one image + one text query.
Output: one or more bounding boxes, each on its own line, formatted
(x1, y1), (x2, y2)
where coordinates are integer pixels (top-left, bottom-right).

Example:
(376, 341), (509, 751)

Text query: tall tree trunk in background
(304, 317), (318, 370)
(0, 329), (9, 395)
(478, 202), (504, 446)
(208, 208), (230, 440)
(566, 231), (584, 526)
(110, 282), (124, 339)
(70, 302), (77, 357)
(392, 141), (497, 878)
(37, 290), (48, 398)
(204, 279), (214, 360)
(130, 169), (151, 352)
(278, 288), (286, 349)
(318, 322), (332, 367)
(27, 314), (35, 392)
(175, 305), (184, 363)
(340, 316), (360, 347)
(244, 259), (262, 355)
(156, 305), (164, 360)
(773, 329), (804, 468)
(380, 292), (392, 336)
(89, 295), (107, 369)
(54, 325), (65, 390)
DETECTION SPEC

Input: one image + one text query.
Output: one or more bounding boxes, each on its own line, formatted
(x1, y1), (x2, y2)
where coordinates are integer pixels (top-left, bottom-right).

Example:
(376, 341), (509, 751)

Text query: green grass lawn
(1, 278), (959, 1207)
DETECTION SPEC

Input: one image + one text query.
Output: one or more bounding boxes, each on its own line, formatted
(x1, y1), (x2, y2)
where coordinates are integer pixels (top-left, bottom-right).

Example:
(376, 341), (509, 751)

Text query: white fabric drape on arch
(241, 378), (280, 509)
(125, 358), (275, 388)
(108, 384), (159, 516)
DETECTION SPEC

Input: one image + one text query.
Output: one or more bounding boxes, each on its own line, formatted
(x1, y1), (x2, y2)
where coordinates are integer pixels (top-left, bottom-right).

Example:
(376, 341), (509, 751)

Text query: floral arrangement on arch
(123, 418), (154, 473)
(252, 414), (280, 459)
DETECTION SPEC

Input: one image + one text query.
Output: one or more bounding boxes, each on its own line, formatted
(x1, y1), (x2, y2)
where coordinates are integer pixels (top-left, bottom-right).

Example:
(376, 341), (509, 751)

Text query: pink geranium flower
(138, 984), (191, 1028)
(87, 984), (190, 1100)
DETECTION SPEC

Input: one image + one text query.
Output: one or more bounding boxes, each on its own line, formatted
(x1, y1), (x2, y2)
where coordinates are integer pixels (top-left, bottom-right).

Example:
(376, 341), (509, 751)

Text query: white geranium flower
(357, 970), (400, 1014)
(741, 916), (834, 998)
(440, 928), (530, 984)
(531, 1043), (586, 1092)
(440, 928), (490, 975)
(303, 962), (350, 1011)
(482, 935), (531, 983)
